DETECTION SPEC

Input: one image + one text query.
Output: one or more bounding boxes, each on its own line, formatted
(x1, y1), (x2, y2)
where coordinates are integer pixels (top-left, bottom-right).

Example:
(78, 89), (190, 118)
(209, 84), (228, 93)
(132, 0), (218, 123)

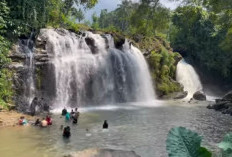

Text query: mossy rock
(110, 32), (125, 49)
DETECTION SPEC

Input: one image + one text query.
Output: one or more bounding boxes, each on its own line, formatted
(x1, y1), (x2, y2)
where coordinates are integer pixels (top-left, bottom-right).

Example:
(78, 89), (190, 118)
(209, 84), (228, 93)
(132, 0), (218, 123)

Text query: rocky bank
(207, 91), (232, 115)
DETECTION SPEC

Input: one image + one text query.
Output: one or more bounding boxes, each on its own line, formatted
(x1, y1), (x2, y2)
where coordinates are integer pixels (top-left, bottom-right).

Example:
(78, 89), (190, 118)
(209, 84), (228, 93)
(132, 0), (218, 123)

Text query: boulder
(212, 102), (228, 111)
(222, 91), (232, 101)
(193, 91), (206, 101)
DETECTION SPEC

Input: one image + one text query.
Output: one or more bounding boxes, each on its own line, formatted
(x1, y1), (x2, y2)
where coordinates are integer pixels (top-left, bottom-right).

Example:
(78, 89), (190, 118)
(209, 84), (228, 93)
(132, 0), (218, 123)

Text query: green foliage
(221, 149), (232, 157)
(148, 48), (182, 95)
(91, 13), (100, 30)
(0, 36), (13, 109)
(166, 127), (212, 157)
(218, 132), (232, 157)
(0, 1), (13, 108)
(94, 0), (170, 37)
(0, 0), (9, 33)
(130, 1), (170, 36)
(5, 0), (98, 37)
(166, 127), (232, 157)
(0, 0), (98, 109)
(170, 1), (232, 79)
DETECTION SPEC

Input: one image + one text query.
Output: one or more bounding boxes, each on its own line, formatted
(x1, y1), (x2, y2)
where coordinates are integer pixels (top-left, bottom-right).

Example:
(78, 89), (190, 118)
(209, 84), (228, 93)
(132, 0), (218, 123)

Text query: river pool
(0, 100), (232, 157)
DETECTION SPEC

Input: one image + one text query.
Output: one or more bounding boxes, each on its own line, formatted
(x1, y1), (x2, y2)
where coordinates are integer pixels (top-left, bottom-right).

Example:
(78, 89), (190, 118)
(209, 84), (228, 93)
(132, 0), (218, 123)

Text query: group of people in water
(62, 107), (79, 124)
(61, 107), (80, 138)
(61, 107), (109, 138)
(34, 116), (52, 127)
(18, 106), (109, 139)
(19, 115), (52, 127)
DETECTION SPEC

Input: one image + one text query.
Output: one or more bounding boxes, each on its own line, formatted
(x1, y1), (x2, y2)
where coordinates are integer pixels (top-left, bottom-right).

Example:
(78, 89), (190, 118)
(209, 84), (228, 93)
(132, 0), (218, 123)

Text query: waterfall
(19, 33), (36, 106)
(176, 59), (202, 97)
(40, 29), (155, 108)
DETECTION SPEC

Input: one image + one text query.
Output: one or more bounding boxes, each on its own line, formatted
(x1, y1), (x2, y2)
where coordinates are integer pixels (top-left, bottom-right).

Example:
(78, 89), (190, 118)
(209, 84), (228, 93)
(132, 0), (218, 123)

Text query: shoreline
(0, 110), (39, 128)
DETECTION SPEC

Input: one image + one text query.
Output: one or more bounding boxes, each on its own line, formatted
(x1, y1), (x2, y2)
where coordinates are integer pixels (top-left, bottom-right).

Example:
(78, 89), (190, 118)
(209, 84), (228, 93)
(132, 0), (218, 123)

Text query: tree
(0, 1), (13, 107)
(71, 8), (84, 22)
(5, 0), (99, 36)
(92, 13), (99, 30)
(170, 2), (232, 78)
(95, 0), (170, 36)
(0, 0), (10, 34)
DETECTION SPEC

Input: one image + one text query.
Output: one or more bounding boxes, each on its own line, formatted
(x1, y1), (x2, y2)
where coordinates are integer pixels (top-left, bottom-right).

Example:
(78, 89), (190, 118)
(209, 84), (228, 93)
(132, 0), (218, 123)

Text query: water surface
(0, 101), (231, 157)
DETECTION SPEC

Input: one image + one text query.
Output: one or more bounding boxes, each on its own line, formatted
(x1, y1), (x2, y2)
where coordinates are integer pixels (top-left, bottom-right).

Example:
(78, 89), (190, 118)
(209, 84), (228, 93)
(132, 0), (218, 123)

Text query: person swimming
(103, 120), (108, 129)
(85, 128), (91, 137)
(63, 126), (71, 138)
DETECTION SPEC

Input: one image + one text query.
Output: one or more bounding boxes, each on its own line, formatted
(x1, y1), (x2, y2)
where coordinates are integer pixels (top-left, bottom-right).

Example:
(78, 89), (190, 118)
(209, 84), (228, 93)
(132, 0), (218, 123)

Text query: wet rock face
(174, 91), (188, 99)
(10, 28), (156, 112)
(9, 31), (53, 113)
(161, 91), (188, 100)
(85, 37), (98, 54)
(193, 91), (206, 101)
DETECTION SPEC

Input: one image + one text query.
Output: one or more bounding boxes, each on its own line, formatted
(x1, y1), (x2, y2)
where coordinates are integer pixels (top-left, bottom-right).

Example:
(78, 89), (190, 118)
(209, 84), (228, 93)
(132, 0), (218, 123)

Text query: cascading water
(19, 33), (36, 106)
(40, 29), (155, 108)
(176, 59), (202, 97)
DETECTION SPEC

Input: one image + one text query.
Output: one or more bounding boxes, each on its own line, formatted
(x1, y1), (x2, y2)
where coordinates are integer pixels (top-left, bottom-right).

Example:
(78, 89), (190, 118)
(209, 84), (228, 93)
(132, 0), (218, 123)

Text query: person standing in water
(103, 120), (108, 129)
(65, 112), (71, 121)
(63, 126), (71, 138)
(62, 107), (67, 116)
(46, 115), (52, 125)
(72, 112), (79, 124)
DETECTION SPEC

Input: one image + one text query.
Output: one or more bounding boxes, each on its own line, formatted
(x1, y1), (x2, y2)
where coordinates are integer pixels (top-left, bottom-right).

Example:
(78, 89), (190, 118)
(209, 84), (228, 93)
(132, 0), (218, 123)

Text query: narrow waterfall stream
(39, 29), (155, 108)
(18, 33), (36, 107)
(176, 59), (203, 98)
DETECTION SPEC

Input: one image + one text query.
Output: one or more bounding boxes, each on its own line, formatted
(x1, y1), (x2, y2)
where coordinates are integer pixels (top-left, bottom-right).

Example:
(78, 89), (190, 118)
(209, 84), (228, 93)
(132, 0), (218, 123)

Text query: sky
(84, 0), (181, 21)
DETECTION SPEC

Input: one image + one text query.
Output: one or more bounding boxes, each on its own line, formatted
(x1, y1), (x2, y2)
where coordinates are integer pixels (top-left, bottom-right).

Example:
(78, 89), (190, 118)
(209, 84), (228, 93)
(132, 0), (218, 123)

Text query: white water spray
(176, 59), (202, 97)
(40, 29), (155, 108)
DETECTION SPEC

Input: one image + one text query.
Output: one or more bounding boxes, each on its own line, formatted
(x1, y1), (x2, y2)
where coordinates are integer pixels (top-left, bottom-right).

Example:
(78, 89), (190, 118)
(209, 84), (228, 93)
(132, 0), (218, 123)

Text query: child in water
(18, 116), (28, 126)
